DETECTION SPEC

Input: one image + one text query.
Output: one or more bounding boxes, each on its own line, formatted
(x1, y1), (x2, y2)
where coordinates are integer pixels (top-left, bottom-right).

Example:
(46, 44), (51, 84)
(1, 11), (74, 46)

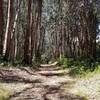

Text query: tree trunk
(24, 0), (32, 64)
(9, 0), (21, 61)
(0, 0), (4, 55)
(3, 0), (14, 60)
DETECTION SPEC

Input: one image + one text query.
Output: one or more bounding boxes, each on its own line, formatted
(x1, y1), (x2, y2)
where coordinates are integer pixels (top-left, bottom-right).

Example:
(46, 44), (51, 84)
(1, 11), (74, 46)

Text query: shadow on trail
(43, 83), (87, 100)
(9, 86), (34, 99)
(0, 66), (88, 100)
(8, 79), (87, 100)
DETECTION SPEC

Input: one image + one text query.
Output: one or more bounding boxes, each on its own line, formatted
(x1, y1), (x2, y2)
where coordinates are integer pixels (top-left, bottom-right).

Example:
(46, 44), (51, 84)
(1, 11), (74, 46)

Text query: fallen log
(40, 61), (58, 67)
(37, 70), (64, 76)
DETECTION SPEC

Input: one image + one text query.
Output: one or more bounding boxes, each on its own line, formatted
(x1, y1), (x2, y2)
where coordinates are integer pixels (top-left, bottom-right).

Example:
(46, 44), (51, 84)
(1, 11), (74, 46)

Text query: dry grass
(0, 85), (12, 100)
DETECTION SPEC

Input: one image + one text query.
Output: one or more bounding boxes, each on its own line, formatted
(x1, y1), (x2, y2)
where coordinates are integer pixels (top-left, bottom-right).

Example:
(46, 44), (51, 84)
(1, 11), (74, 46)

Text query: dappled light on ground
(0, 65), (99, 100)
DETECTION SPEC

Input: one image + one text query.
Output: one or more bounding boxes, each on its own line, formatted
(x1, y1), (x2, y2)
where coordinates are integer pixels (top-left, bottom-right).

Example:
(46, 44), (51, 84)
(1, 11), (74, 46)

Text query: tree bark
(0, 0), (4, 55)
(3, 0), (14, 60)
(24, 0), (32, 64)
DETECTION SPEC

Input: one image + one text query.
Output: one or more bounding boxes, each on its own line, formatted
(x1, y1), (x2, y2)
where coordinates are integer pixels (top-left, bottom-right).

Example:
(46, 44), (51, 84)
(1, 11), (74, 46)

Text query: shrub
(58, 56), (100, 77)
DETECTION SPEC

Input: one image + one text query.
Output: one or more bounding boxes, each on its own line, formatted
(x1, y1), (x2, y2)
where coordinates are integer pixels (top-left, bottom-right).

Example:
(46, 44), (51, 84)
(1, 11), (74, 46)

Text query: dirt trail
(0, 66), (91, 100)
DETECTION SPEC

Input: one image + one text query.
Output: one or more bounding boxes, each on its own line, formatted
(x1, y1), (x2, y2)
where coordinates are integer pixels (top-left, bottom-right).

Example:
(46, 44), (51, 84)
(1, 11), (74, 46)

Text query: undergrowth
(0, 54), (100, 78)
(0, 55), (42, 68)
(58, 56), (100, 78)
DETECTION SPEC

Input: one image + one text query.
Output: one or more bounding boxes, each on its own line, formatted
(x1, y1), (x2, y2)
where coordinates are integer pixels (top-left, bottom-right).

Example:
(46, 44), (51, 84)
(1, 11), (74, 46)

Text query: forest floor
(0, 65), (100, 100)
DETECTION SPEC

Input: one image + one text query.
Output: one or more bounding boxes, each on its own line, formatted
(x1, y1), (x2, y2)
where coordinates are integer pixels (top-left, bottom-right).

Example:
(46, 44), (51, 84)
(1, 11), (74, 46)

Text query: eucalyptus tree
(4, 0), (14, 60)
(42, 0), (97, 60)
(0, 0), (97, 63)
(0, 0), (4, 55)
(23, 0), (43, 64)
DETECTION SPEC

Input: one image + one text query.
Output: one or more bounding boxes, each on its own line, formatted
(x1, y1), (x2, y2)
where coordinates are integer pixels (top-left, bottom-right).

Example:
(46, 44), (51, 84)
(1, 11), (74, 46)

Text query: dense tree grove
(0, 0), (99, 64)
